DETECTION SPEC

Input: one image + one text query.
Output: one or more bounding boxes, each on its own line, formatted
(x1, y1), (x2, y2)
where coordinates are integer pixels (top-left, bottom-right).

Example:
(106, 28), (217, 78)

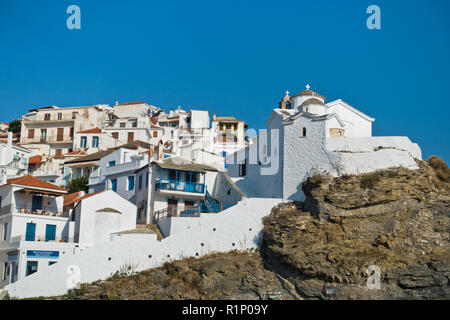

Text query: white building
(0, 175), (137, 288)
(0, 133), (31, 178)
(227, 85), (422, 201)
(19, 105), (110, 158)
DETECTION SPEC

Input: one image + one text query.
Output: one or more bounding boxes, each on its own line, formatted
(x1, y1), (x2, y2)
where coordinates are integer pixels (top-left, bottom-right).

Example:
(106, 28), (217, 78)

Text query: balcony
(22, 135), (73, 144)
(155, 179), (205, 194)
(10, 235), (69, 244)
(16, 208), (66, 217)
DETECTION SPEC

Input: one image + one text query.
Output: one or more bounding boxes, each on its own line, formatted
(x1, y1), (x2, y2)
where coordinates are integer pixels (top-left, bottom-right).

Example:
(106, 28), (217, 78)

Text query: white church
(226, 85), (422, 201)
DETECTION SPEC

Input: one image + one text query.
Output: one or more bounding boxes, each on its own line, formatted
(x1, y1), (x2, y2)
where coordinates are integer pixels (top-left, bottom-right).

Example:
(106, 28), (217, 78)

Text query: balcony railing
(10, 235), (70, 243)
(22, 135), (73, 144)
(16, 208), (66, 217)
(155, 179), (205, 194)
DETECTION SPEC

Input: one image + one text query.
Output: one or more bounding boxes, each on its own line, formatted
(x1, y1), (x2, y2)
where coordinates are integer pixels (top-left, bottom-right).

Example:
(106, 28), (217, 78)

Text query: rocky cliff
(261, 159), (449, 299)
(51, 159), (449, 300)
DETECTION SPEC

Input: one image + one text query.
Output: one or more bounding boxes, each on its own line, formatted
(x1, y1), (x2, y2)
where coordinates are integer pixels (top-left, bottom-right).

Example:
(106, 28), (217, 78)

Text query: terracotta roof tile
(78, 127), (102, 134)
(67, 191), (105, 207)
(6, 175), (68, 192)
(64, 191), (82, 206)
(29, 155), (44, 165)
(116, 101), (145, 106)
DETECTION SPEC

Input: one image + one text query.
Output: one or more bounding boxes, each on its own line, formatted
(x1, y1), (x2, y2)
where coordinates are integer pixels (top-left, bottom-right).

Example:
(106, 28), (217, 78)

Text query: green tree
(8, 119), (21, 134)
(67, 175), (90, 193)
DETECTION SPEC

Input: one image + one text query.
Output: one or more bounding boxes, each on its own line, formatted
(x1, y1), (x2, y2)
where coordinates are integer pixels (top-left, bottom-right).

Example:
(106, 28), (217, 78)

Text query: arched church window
(285, 101), (291, 109)
(302, 127), (306, 137)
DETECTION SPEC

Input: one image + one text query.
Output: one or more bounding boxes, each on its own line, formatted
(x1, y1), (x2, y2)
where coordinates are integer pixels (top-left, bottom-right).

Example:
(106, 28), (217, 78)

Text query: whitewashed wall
(75, 190), (137, 247)
(3, 197), (280, 299)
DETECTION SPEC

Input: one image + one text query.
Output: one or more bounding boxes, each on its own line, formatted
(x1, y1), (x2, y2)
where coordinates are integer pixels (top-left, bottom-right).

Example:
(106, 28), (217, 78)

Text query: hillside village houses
(0, 84), (424, 296)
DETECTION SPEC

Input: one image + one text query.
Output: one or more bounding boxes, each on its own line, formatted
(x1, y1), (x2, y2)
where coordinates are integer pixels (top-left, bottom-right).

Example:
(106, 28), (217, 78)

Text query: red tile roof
(65, 190), (105, 206)
(28, 155), (44, 165)
(78, 127), (102, 134)
(116, 101), (145, 106)
(6, 175), (68, 192)
(69, 162), (99, 168)
(64, 150), (87, 157)
(64, 191), (82, 206)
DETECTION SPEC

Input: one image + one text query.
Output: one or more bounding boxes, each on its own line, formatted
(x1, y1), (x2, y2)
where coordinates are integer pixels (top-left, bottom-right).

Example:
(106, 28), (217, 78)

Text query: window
(92, 136), (99, 148)
(45, 225), (56, 241)
(112, 132), (119, 139)
(145, 172), (149, 187)
(111, 179), (117, 192)
(44, 113), (50, 120)
(57, 113), (62, 120)
(2, 223), (7, 241)
(132, 121), (137, 128)
(221, 151), (227, 169)
(153, 131), (158, 138)
(27, 129), (35, 139)
(40, 129), (47, 141)
(239, 160), (247, 177)
(25, 223), (36, 241)
(138, 175), (143, 190)
(26, 261), (38, 277)
(108, 161), (116, 167)
(286, 101), (291, 109)
(127, 132), (134, 143)
(128, 176), (135, 191)
(55, 149), (62, 157)
(120, 123), (126, 128)
(31, 195), (43, 210)
(80, 136), (87, 148)
(169, 170), (177, 181)
(302, 127), (306, 137)
(72, 112), (77, 119)
(48, 261), (57, 266)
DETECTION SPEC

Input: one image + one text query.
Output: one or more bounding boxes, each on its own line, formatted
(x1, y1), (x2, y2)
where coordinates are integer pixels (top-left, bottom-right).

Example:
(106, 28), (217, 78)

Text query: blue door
(111, 179), (117, 192)
(45, 224), (56, 241)
(25, 223), (36, 241)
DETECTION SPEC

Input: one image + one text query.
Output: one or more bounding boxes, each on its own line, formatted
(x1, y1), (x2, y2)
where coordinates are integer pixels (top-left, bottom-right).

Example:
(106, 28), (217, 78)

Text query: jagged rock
(261, 160), (450, 299)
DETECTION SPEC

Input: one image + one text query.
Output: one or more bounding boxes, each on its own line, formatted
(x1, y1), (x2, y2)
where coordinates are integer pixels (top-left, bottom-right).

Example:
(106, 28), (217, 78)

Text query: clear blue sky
(0, 0), (449, 163)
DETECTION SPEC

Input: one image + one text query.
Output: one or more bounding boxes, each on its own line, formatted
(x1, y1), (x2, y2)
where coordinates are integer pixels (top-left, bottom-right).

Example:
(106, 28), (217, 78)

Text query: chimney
(115, 101), (119, 106)
(213, 113), (216, 120)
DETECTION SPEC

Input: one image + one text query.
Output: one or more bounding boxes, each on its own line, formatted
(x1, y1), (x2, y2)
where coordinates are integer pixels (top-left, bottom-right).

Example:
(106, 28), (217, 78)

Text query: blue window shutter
(45, 225), (56, 241)
(111, 179), (117, 192)
(25, 223), (36, 241)
(128, 176), (135, 190)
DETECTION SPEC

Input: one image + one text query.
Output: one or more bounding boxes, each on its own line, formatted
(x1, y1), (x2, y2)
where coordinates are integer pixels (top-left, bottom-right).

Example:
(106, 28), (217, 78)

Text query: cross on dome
(285, 90), (290, 96)
(305, 84), (311, 90)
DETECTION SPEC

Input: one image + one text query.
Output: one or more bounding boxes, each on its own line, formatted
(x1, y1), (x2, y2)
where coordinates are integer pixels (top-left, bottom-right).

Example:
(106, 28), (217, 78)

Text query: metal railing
(21, 135), (73, 144)
(153, 207), (176, 222)
(155, 179), (205, 194)
(10, 235), (70, 243)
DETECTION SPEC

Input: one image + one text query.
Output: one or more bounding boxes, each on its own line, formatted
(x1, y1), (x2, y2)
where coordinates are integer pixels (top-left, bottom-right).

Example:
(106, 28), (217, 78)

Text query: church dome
(301, 98), (325, 106)
(291, 84), (326, 110)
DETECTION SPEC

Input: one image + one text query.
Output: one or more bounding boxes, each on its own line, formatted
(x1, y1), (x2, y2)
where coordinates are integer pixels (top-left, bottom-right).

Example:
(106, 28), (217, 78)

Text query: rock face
(261, 161), (450, 299)
(56, 252), (299, 300)
(51, 160), (449, 300)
